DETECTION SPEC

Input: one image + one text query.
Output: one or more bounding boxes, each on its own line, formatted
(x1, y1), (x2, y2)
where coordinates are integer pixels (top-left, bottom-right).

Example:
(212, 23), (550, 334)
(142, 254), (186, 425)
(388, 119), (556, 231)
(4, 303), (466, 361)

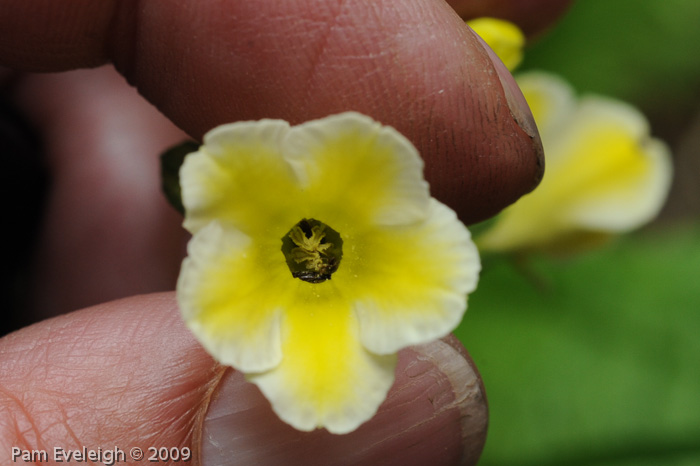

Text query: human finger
(0, 293), (487, 466)
(0, 0), (543, 223)
(9, 65), (188, 320)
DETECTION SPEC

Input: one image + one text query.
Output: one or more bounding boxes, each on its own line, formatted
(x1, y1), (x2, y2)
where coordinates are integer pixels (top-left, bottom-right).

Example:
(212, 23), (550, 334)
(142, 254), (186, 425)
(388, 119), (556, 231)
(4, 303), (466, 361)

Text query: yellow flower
(477, 72), (673, 254)
(176, 112), (480, 433)
(467, 17), (525, 71)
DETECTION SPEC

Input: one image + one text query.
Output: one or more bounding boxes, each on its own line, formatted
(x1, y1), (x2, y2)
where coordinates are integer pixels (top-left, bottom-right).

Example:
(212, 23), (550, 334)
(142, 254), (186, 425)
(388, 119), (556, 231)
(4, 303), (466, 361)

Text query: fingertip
(468, 27), (545, 192)
(0, 293), (221, 463)
(200, 338), (487, 465)
(109, 0), (545, 222)
(1, 0), (545, 222)
(397, 338), (488, 466)
(12, 66), (188, 319)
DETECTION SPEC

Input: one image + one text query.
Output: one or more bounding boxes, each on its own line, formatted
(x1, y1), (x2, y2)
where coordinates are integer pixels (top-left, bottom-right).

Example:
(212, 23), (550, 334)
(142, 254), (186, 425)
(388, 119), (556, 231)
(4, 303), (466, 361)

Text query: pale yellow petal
(474, 195), (556, 253)
(477, 92), (673, 253)
(558, 98), (673, 231)
(467, 17), (525, 71)
(347, 200), (480, 354)
(176, 112), (482, 434)
(284, 112), (430, 228)
(177, 221), (292, 372)
(516, 71), (576, 143)
(248, 301), (396, 434)
(179, 119), (301, 235)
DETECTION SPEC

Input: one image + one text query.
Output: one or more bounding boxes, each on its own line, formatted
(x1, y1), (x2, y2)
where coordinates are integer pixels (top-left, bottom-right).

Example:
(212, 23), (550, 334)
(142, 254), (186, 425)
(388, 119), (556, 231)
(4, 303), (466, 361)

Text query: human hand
(1, 293), (487, 465)
(1, 1), (562, 464)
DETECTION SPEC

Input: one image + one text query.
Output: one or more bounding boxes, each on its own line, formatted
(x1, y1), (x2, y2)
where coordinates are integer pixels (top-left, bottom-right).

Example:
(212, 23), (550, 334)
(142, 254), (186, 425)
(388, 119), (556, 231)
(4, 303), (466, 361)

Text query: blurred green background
(454, 1), (700, 465)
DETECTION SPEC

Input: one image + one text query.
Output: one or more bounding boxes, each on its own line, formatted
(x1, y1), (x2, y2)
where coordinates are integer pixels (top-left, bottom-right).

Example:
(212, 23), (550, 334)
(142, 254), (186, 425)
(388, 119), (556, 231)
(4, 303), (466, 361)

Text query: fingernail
(471, 31), (545, 186)
(406, 336), (488, 466)
(200, 340), (488, 466)
(200, 369), (290, 465)
(473, 32), (539, 139)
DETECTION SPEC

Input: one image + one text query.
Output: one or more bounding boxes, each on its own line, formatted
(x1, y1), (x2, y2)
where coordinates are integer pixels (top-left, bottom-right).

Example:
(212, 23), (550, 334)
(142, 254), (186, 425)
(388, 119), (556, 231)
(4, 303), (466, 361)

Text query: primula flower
(176, 112), (480, 433)
(477, 72), (673, 254)
(467, 17), (525, 71)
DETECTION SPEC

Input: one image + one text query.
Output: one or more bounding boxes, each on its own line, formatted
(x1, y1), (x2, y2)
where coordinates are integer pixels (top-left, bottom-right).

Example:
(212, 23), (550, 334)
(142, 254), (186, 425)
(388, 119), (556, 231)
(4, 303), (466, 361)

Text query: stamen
(282, 218), (343, 283)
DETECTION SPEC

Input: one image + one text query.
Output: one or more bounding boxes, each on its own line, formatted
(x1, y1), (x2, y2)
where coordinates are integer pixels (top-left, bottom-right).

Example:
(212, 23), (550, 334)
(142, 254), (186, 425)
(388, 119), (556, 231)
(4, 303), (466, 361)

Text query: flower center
(281, 218), (343, 283)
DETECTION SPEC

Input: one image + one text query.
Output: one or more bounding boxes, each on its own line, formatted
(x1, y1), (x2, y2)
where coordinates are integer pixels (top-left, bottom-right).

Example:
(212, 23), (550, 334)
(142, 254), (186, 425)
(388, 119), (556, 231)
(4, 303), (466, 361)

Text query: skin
(0, 0), (560, 464)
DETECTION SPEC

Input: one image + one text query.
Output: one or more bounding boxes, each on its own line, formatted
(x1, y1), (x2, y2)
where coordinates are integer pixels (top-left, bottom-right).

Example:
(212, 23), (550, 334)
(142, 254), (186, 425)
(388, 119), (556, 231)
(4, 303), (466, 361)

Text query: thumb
(1, 293), (487, 465)
(1, 0), (542, 223)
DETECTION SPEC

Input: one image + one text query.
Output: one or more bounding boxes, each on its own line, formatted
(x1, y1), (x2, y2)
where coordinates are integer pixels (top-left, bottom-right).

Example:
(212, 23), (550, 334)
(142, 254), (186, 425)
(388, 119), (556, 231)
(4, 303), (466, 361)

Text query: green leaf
(456, 225), (700, 466)
(160, 140), (198, 215)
